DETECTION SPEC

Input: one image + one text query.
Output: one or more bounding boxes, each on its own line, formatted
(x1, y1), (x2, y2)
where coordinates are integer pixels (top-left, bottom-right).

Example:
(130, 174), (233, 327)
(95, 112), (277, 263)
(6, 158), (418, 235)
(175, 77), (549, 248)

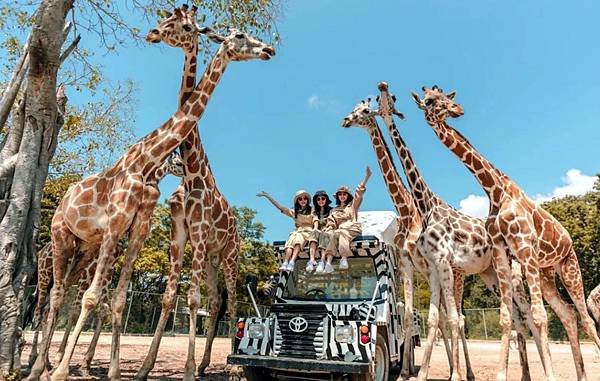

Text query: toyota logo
(289, 316), (308, 333)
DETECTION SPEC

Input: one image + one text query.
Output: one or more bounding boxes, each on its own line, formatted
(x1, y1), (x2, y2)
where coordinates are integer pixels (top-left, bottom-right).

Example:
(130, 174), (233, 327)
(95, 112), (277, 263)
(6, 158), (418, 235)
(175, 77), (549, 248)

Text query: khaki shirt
(281, 208), (314, 229)
(326, 183), (366, 230)
(312, 210), (330, 230)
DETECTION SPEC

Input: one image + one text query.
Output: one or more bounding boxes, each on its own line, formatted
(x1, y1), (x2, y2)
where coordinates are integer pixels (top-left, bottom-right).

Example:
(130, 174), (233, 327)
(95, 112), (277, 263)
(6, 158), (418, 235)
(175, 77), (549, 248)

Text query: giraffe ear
(411, 91), (425, 110)
(446, 91), (457, 100)
(199, 27), (226, 43)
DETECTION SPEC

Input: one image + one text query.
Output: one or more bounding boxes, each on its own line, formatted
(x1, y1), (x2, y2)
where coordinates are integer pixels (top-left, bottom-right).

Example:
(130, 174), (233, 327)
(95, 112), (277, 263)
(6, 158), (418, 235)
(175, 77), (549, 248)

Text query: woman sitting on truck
(257, 190), (313, 272)
(307, 190), (333, 273)
(321, 166), (372, 273)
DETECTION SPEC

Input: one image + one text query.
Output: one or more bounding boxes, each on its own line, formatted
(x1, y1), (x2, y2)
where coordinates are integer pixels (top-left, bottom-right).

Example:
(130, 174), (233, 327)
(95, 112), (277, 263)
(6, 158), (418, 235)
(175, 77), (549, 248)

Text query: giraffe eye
(424, 98), (434, 106)
(182, 24), (192, 32)
(362, 109), (369, 114)
(235, 33), (245, 39)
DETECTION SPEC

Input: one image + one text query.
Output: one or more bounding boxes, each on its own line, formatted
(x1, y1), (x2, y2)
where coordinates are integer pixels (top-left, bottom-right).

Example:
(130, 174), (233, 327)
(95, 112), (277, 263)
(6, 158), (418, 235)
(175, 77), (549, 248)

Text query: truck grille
(272, 304), (327, 359)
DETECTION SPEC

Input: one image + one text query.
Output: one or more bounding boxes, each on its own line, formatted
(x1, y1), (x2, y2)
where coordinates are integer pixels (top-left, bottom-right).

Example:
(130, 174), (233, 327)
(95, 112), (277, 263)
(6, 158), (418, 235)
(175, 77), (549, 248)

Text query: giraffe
(376, 81), (548, 381)
(28, 25), (273, 381)
(135, 9), (260, 380)
(412, 85), (600, 381)
(28, 153), (183, 374)
(342, 99), (445, 379)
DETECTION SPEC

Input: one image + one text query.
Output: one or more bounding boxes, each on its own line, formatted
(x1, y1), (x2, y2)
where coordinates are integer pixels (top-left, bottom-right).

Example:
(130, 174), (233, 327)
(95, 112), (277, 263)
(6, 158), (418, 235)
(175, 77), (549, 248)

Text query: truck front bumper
(227, 354), (370, 373)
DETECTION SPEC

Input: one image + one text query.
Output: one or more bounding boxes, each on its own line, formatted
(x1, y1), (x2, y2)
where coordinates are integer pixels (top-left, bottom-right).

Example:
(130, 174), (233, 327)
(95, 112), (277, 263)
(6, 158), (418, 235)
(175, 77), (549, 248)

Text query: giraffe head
(341, 98), (378, 129)
(154, 152), (185, 181)
(165, 151), (185, 177)
(200, 27), (275, 61)
(146, 4), (201, 52)
(411, 85), (464, 125)
(376, 82), (405, 120)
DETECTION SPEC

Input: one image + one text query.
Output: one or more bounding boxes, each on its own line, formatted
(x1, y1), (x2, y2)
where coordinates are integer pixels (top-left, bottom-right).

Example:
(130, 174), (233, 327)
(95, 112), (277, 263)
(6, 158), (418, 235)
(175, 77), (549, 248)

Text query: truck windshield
(282, 257), (378, 301)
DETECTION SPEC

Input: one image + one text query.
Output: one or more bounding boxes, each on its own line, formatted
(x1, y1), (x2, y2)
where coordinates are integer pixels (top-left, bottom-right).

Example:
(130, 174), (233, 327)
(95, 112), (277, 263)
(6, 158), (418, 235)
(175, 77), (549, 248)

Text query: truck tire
(243, 366), (274, 381)
(352, 333), (389, 381)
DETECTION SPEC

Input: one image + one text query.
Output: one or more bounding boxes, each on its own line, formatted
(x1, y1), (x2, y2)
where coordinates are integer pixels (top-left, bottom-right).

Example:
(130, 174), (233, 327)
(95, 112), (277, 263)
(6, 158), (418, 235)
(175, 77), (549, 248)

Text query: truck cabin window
(282, 257), (378, 301)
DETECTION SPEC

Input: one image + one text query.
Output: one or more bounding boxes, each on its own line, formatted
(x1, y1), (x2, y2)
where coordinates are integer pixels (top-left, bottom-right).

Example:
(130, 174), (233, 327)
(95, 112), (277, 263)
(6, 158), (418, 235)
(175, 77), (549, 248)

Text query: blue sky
(93, 0), (599, 242)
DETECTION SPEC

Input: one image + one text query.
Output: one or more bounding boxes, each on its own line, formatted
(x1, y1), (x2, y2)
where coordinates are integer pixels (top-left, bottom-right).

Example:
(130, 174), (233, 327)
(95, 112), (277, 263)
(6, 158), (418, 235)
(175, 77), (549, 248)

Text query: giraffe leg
(135, 195), (187, 380)
(51, 230), (123, 381)
(81, 279), (112, 375)
(54, 302), (78, 365)
(399, 253), (415, 379)
(560, 251), (600, 352)
(438, 310), (454, 374)
(540, 268), (587, 381)
(107, 204), (154, 381)
(505, 235), (556, 381)
(223, 239), (239, 332)
(454, 271), (475, 381)
(437, 260), (461, 381)
(183, 221), (210, 381)
(198, 262), (221, 375)
(417, 272), (441, 381)
(490, 243), (515, 381)
(480, 263), (537, 381)
(27, 230), (74, 381)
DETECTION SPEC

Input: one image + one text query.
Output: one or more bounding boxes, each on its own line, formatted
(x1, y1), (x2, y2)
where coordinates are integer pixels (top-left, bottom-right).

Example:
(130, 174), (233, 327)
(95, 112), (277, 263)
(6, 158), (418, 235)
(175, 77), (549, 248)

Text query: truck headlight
(248, 323), (265, 339)
(335, 325), (355, 343)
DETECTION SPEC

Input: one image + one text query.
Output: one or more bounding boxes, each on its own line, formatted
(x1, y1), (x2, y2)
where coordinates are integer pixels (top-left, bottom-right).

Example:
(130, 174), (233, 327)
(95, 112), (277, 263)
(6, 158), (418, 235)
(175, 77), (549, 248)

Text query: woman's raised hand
(363, 166), (372, 184)
(256, 191), (269, 198)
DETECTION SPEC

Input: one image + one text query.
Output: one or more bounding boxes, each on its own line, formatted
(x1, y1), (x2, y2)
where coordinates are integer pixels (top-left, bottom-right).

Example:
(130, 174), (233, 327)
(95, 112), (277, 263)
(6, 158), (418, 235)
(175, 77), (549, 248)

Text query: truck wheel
(353, 333), (389, 381)
(243, 366), (274, 381)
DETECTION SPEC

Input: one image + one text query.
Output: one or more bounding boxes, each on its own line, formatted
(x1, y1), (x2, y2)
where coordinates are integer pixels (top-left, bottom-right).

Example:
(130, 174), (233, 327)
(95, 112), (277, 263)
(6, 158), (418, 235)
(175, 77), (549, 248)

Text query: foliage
(50, 81), (137, 177)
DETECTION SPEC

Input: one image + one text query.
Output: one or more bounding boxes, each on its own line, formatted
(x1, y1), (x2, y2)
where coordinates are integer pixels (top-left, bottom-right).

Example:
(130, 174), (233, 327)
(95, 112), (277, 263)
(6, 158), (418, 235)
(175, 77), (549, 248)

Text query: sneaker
(324, 263), (334, 274)
(286, 261), (295, 272)
(315, 262), (325, 273)
(305, 260), (317, 272)
(279, 261), (289, 271)
(339, 258), (349, 270)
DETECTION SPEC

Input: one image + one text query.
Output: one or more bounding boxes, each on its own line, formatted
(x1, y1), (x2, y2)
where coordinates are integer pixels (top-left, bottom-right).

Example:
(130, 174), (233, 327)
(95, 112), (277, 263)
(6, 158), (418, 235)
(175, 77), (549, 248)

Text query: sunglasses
(298, 196), (309, 201)
(316, 196), (327, 201)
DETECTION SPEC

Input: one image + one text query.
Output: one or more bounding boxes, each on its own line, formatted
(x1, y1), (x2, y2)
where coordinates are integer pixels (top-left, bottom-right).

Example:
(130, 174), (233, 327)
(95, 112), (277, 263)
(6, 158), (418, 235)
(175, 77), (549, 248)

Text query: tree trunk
(0, 0), (73, 378)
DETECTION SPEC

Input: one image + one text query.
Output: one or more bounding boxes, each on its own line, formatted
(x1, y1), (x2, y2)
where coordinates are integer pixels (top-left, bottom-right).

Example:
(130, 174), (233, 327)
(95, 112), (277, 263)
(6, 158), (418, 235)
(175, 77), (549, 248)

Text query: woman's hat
(293, 189), (311, 204)
(335, 185), (351, 196)
(312, 190), (332, 206)
(334, 185), (353, 205)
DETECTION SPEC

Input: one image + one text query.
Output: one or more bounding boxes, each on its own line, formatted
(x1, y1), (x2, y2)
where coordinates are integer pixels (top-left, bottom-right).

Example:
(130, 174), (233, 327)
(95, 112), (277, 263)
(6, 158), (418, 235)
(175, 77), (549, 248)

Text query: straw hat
(293, 189), (311, 204)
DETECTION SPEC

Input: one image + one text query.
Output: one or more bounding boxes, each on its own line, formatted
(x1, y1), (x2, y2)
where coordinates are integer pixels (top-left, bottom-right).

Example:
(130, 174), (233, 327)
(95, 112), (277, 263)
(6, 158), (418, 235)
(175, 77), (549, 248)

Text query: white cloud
(532, 169), (596, 204)
(307, 94), (320, 108)
(458, 194), (489, 218)
(307, 94), (340, 110)
(457, 168), (596, 218)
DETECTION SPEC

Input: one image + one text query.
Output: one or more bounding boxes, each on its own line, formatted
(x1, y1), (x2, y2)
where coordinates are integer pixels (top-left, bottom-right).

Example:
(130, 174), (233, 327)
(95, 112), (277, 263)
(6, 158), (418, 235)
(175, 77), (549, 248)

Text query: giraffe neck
(432, 121), (507, 210)
(179, 44), (230, 121)
(380, 114), (436, 216)
(365, 118), (415, 217)
(179, 45), (198, 107)
(178, 44), (229, 189)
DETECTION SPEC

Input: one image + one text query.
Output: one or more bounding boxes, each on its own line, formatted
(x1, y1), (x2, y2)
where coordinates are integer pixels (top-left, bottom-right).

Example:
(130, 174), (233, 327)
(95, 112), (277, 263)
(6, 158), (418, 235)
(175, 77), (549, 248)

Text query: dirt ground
(21, 332), (600, 380)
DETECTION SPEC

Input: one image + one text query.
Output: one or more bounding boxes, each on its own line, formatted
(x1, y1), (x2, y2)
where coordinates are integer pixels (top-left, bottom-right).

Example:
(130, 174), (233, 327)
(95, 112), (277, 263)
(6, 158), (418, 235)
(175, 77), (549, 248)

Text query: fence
(24, 285), (269, 337)
(417, 306), (592, 342)
(25, 285), (589, 341)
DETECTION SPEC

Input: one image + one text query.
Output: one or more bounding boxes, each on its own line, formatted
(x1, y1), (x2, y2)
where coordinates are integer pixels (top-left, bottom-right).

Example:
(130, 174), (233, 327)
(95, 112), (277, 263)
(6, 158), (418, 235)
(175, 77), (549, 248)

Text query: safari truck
(227, 211), (420, 381)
